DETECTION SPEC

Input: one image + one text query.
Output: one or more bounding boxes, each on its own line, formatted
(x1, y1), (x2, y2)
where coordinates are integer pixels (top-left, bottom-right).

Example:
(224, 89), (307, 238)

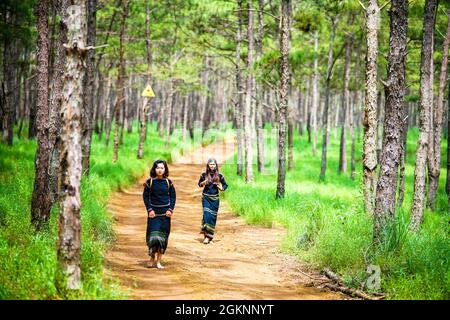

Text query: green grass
(0, 121), (229, 299)
(221, 126), (450, 300)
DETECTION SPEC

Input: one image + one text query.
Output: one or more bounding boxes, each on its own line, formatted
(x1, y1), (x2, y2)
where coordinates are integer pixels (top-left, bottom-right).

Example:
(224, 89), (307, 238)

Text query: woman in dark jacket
(143, 160), (176, 268)
(198, 158), (228, 244)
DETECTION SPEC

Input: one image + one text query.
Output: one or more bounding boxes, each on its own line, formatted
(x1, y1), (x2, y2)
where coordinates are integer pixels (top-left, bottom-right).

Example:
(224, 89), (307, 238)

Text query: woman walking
(198, 158), (228, 244)
(143, 160), (176, 268)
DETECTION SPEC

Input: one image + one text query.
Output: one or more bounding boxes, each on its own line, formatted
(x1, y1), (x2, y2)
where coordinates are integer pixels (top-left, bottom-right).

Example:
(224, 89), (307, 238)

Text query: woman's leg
(156, 251), (164, 269)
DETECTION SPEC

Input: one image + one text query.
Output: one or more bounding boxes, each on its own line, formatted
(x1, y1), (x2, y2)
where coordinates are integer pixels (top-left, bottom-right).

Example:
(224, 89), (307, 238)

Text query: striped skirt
(146, 211), (171, 255)
(201, 193), (220, 239)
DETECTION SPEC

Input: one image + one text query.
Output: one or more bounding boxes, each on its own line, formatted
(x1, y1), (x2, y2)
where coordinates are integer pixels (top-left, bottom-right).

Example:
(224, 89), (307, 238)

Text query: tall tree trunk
(427, 9), (450, 209)
(182, 95), (188, 143)
(276, 0), (291, 199)
(339, 30), (352, 174)
(113, 0), (128, 163)
(1, 3), (19, 146)
(138, 0), (152, 158)
(31, 0), (52, 230)
(311, 30), (319, 157)
(104, 76), (112, 146)
(165, 80), (174, 148)
(319, 17), (338, 181)
(411, 0), (437, 230)
(298, 89), (304, 136)
(256, 0), (265, 173)
(363, 0), (380, 215)
(236, 0), (244, 176)
(244, 0), (254, 183)
(397, 101), (408, 208)
(350, 92), (356, 180)
(81, 0), (96, 175)
(48, 0), (69, 206)
(58, 1), (86, 290)
(288, 116), (294, 170)
(373, 0), (408, 243)
(446, 74), (450, 207)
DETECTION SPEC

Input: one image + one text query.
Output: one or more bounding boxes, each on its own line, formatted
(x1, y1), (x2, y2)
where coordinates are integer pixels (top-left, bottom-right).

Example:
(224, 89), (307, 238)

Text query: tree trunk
(373, 0), (408, 243)
(276, 0), (291, 199)
(411, 0), (437, 230)
(31, 0), (52, 230)
(104, 76), (112, 146)
(427, 9), (450, 209)
(236, 0), (244, 176)
(363, 0), (380, 215)
(113, 0), (128, 163)
(81, 0), (96, 176)
(339, 31), (352, 174)
(48, 0), (69, 207)
(244, 0), (254, 183)
(256, 0), (265, 173)
(319, 17), (338, 181)
(58, 1), (86, 290)
(312, 30), (319, 157)
(397, 102), (408, 208)
(350, 92), (356, 180)
(446, 73), (450, 207)
(288, 116), (294, 170)
(165, 80), (174, 148)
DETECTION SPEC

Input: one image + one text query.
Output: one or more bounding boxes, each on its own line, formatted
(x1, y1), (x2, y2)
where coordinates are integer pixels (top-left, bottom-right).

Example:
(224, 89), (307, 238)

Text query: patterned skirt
(146, 210), (171, 255)
(201, 193), (220, 239)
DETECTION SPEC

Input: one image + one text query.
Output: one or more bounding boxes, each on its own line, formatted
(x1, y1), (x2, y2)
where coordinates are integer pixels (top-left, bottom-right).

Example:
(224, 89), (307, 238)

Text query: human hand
(165, 210), (173, 217)
(148, 210), (155, 218)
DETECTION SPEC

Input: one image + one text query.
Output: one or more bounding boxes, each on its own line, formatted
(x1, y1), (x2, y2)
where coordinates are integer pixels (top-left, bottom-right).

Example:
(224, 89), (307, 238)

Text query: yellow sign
(141, 84), (155, 97)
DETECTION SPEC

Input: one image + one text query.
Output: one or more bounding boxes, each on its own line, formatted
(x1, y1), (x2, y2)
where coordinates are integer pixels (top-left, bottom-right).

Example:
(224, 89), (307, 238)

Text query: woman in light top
(198, 158), (228, 244)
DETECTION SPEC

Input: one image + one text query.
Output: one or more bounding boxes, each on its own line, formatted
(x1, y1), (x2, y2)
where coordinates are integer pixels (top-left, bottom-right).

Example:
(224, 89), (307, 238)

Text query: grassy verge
(221, 126), (449, 300)
(0, 122), (229, 299)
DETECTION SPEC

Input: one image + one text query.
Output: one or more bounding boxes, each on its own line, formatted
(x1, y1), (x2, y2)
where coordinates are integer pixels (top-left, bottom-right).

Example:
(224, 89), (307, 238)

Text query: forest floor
(104, 138), (344, 299)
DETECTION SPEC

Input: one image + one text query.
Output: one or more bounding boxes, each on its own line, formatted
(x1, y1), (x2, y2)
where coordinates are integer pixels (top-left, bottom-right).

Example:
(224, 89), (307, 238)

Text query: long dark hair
(205, 158), (220, 184)
(150, 160), (169, 178)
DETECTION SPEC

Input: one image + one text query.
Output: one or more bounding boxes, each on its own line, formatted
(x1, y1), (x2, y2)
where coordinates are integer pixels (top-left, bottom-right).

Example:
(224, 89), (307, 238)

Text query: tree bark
(411, 0), (437, 230)
(81, 0), (96, 176)
(244, 0), (255, 183)
(339, 29), (352, 174)
(363, 0), (380, 215)
(373, 0), (408, 243)
(58, 1), (86, 290)
(31, 0), (52, 230)
(312, 30), (319, 157)
(319, 16), (338, 181)
(276, 0), (291, 199)
(113, 0), (129, 163)
(48, 0), (69, 207)
(256, 0), (265, 173)
(236, 0), (244, 176)
(427, 9), (450, 209)
(138, 0), (153, 159)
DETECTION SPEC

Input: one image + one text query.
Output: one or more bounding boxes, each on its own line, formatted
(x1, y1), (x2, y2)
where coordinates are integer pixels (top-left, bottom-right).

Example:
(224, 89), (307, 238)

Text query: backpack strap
(166, 178), (171, 195)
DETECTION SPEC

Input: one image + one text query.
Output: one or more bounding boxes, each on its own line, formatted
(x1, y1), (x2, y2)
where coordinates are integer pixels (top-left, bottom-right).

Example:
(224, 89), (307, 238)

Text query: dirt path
(104, 138), (342, 299)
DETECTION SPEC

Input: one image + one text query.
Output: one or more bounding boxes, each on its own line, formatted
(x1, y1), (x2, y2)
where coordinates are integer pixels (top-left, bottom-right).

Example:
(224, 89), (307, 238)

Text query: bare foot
(146, 260), (156, 268)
